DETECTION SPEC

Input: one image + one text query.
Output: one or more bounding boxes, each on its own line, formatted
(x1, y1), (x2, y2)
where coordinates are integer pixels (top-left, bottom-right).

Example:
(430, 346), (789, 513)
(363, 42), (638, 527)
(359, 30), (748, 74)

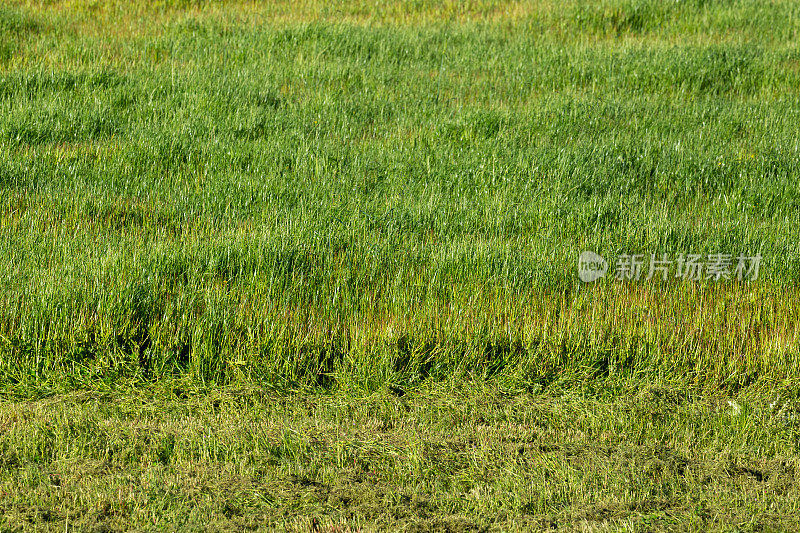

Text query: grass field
(2, 0), (800, 530)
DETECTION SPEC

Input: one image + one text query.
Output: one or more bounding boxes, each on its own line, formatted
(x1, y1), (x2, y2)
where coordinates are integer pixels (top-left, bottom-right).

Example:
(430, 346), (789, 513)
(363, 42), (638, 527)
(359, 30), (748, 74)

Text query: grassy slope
(2, 0), (800, 530)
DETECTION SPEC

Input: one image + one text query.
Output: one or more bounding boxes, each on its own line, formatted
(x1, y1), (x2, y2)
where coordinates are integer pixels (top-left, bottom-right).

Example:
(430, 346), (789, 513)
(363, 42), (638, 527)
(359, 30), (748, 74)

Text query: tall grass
(1, 0), (799, 392)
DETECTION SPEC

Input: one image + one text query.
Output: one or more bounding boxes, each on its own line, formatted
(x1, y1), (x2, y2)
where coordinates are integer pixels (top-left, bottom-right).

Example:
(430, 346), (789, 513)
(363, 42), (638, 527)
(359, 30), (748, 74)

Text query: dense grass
(2, 0), (799, 393)
(1, 1), (800, 528)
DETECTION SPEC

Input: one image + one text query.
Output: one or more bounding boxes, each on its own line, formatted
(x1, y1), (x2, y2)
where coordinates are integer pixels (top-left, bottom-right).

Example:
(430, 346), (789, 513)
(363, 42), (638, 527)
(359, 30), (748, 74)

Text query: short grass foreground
(2, 0), (800, 530)
(3, 380), (800, 531)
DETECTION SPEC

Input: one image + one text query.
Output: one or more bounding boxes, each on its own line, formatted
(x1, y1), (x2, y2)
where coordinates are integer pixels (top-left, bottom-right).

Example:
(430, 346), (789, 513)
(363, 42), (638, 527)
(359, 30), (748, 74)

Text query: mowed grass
(4, 379), (800, 531)
(1, 0), (800, 529)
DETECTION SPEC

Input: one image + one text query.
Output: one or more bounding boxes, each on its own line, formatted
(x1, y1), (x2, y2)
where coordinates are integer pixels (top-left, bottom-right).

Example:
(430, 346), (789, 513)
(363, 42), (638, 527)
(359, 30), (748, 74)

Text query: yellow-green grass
(3, 380), (800, 531)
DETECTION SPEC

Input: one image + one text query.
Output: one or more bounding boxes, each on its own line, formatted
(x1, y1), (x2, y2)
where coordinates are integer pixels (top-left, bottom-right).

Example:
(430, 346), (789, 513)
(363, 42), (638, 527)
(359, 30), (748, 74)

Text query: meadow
(1, 0), (800, 530)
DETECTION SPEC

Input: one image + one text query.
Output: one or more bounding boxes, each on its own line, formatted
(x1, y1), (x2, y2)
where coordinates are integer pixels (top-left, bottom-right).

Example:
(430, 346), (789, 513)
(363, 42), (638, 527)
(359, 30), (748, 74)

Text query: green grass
(1, 0), (800, 529)
(3, 379), (800, 531)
